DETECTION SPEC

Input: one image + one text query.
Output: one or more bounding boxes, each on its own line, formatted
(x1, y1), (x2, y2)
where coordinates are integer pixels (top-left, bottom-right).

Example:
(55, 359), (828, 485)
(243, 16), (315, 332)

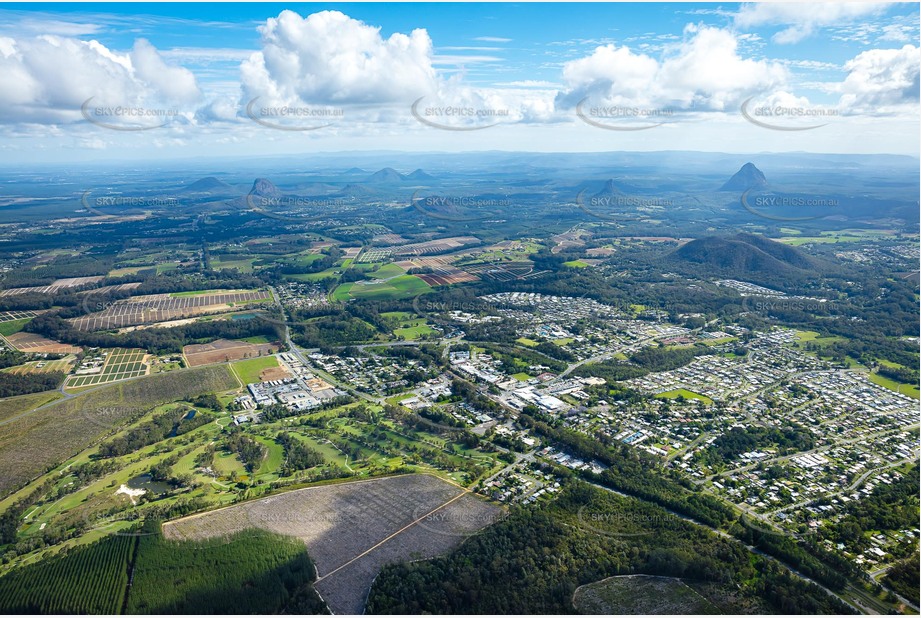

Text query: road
(267, 293), (912, 614)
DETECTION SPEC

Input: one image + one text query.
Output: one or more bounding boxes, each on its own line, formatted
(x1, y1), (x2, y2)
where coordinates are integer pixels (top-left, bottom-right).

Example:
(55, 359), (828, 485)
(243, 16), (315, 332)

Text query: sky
(0, 2), (918, 162)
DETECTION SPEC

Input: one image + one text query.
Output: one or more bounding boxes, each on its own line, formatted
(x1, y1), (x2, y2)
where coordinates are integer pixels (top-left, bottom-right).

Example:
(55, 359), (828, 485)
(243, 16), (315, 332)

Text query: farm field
(65, 348), (149, 389)
(184, 338), (279, 367)
(778, 235), (865, 246)
(367, 262), (405, 278)
(4, 332), (81, 354)
(0, 532), (134, 613)
(163, 474), (504, 614)
(209, 257), (255, 272)
(0, 527), (324, 614)
(390, 256), (479, 286)
(3, 357), (75, 375)
(231, 355), (282, 384)
(69, 289), (272, 331)
(572, 575), (721, 614)
(0, 276), (105, 297)
(392, 236), (480, 256)
(0, 310), (42, 324)
(415, 268), (478, 287)
(461, 260), (542, 282)
(336, 275), (431, 301)
(127, 528), (323, 614)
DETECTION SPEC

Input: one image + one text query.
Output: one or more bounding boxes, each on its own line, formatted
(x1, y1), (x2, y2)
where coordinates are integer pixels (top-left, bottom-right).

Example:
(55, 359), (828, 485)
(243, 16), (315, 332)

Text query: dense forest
(0, 371), (65, 398)
(695, 425), (816, 469)
(0, 524), (327, 614)
(517, 408), (854, 591)
(884, 553), (920, 605)
(367, 482), (855, 614)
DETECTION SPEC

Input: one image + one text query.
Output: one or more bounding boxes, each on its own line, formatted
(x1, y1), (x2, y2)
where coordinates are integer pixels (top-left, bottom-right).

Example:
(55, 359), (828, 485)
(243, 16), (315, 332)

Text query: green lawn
(289, 433), (350, 468)
(211, 258), (254, 272)
(794, 330), (844, 347)
(330, 283), (354, 302)
(868, 372), (920, 399)
(213, 450), (247, 480)
(701, 336), (737, 346)
(655, 388), (714, 404)
(516, 337), (539, 347)
(335, 275), (431, 301)
(0, 318), (31, 336)
(230, 356), (278, 384)
(253, 435), (285, 477)
(239, 335), (271, 344)
(563, 260), (589, 268)
(381, 311), (413, 320)
(394, 324), (437, 340)
(369, 263), (406, 279)
(286, 268), (342, 282)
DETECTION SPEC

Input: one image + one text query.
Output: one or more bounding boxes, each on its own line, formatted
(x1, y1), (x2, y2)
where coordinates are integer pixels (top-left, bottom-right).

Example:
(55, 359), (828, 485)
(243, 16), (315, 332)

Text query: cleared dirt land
(183, 338), (278, 367)
(4, 332), (82, 354)
(163, 474), (503, 614)
(573, 575), (721, 615)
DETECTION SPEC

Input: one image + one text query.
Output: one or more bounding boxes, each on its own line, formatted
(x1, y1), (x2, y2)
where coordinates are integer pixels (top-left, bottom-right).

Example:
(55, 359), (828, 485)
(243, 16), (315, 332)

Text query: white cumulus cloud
(557, 25), (788, 112)
(0, 34), (199, 124)
(836, 44), (920, 113)
(240, 10), (437, 106)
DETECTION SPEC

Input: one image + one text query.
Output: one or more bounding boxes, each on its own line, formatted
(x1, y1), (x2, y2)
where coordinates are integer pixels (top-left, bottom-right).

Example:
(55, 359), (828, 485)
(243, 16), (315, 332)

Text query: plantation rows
(128, 529), (319, 614)
(0, 527), (325, 614)
(0, 534), (134, 613)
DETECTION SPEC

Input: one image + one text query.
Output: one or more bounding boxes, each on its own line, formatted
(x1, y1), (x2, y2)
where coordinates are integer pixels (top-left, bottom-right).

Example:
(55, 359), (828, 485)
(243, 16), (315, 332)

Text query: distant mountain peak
(182, 176), (233, 194)
(367, 168), (405, 183)
(250, 178), (281, 198)
(593, 179), (626, 197)
(337, 183), (376, 197)
(405, 169), (434, 180)
(720, 162), (767, 192)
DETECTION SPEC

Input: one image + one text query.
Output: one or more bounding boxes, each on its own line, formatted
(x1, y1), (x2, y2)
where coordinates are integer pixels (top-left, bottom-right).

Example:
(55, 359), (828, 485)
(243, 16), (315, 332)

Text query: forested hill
(670, 233), (820, 275)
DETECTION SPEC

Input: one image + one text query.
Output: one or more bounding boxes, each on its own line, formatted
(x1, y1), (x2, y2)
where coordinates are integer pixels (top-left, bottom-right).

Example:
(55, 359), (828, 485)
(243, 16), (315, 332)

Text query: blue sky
(0, 2), (917, 161)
